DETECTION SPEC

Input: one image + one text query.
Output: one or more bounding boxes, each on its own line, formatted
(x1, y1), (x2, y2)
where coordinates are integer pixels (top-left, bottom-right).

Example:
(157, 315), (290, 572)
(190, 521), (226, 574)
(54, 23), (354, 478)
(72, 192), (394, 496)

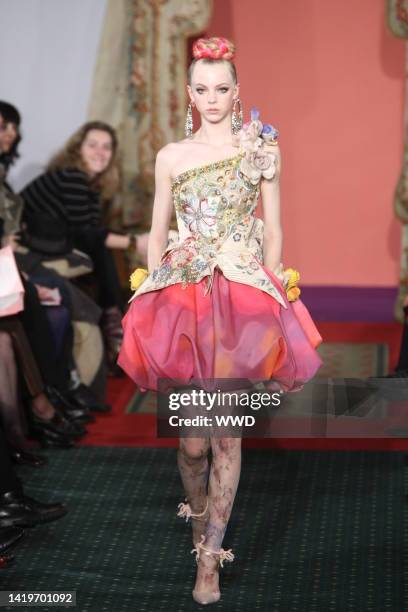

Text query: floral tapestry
(88, 0), (212, 233)
(388, 0), (408, 37)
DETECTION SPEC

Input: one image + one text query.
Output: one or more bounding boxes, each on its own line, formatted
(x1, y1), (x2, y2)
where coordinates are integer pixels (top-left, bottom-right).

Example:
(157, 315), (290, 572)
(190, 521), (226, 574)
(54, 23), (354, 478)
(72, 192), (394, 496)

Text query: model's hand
(34, 284), (62, 305)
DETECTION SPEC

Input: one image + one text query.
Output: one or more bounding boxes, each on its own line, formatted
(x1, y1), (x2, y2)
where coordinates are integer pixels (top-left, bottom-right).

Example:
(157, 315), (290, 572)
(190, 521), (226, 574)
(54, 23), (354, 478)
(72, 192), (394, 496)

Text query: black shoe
(31, 428), (76, 450)
(68, 384), (112, 413)
(0, 490), (68, 528)
(46, 387), (96, 423)
(65, 409), (96, 425)
(0, 527), (25, 554)
(45, 385), (80, 413)
(10, 448), (48, 468)
(30, 411), (87, 439)
(44, 386), (95, 426)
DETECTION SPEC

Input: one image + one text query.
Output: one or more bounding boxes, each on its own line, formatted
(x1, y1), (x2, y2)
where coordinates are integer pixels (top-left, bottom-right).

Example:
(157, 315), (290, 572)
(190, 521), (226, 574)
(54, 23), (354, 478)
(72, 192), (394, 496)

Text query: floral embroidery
(170, 248), (194, 268)
(152, 262), (172, 283)
(171, 155), (243, 193)
(129, 110), (288, 309)
(223, 208), (241, 225)
(181, 197), (217, 235)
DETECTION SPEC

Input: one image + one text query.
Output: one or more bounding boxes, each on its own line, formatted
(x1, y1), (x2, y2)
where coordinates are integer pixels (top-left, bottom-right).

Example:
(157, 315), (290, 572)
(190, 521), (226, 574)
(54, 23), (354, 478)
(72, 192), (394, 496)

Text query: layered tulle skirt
(118, 266), (323, 393)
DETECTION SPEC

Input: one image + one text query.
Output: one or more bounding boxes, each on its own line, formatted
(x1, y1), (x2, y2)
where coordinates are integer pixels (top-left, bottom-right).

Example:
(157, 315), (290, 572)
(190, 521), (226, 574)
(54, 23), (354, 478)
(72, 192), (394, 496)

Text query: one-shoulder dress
(118, 116), (323, 393)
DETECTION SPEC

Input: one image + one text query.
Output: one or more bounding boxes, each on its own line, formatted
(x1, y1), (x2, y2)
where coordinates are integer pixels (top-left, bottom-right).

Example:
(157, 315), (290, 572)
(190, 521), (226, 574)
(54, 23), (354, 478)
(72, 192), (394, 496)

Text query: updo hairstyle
(187, 37), (237, 85)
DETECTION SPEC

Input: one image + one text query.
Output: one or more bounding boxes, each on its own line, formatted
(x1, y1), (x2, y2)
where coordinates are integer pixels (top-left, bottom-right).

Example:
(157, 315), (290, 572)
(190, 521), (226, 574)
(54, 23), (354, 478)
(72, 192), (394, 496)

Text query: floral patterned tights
(177, 434), (242, 592)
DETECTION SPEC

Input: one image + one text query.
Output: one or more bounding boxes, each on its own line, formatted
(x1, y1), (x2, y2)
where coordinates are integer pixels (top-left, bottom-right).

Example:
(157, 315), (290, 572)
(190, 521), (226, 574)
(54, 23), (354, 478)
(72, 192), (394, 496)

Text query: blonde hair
(48, 121), (121, 200)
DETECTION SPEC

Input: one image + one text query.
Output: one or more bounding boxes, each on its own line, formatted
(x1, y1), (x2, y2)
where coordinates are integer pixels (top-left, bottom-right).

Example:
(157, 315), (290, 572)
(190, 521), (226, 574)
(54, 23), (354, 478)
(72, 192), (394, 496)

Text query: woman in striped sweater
(19, 121), (136, 371)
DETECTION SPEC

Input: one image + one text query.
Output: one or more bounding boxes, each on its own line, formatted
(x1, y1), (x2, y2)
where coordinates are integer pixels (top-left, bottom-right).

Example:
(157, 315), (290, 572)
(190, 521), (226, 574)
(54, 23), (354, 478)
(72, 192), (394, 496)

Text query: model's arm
(260, 144), (283, 276)
(147, 147), (174, 273)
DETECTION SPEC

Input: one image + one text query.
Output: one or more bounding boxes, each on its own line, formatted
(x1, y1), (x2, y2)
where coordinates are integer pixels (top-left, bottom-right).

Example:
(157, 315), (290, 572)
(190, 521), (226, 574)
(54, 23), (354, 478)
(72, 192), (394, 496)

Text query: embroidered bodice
(130, 110), (287, 309)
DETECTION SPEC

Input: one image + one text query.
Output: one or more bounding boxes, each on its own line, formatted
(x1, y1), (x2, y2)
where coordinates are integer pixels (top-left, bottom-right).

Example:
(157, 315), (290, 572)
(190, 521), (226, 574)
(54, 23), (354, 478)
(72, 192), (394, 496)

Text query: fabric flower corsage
(283, 267), (301, 302)
(237, 108), (279, 185)
(274, 263), (301, 302)
(130, 267), (148, 291)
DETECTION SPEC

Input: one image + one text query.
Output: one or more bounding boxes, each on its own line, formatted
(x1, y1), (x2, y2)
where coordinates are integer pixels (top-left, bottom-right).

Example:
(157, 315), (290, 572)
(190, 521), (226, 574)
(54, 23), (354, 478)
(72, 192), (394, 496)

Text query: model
(118, 36), (323, 605)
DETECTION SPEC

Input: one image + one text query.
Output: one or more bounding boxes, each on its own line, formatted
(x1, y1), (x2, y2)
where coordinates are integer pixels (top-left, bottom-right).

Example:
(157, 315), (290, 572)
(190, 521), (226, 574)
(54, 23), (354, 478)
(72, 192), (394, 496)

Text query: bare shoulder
(157, 140), (198, 178)
(155, 143), (176, 164)
(156, 141), (191, 164)
(152, 145), (175, 181)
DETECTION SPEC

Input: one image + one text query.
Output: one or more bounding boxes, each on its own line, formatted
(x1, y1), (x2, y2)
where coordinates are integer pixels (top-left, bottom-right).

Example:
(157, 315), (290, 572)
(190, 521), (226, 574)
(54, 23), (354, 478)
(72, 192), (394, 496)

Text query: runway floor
(2, 447), (406, 611)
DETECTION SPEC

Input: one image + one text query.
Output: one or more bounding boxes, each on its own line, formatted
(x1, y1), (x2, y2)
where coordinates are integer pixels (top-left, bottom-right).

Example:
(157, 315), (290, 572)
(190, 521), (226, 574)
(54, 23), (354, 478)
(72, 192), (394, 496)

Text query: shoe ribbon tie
(190, 535), (235, 568)
(177, 498), (208, 523)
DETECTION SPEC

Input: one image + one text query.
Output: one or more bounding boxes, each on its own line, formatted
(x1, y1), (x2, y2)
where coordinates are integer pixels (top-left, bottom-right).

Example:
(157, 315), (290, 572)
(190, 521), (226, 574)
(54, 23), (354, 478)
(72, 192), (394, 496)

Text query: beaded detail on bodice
(129, 152), (287, 308)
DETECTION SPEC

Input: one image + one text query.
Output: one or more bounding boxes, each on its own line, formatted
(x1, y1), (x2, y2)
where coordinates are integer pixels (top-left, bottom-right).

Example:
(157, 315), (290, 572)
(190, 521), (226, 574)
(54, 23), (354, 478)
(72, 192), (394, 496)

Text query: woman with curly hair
(20, 121), (133, 370)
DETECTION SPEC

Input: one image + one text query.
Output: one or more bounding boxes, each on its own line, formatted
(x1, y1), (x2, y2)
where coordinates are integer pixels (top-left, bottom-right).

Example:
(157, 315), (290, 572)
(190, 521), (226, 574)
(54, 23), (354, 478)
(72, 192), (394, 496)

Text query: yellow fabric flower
(284, 267), (301, 302)
(130, 268), (148, 291)
(286, 286), (301, 302)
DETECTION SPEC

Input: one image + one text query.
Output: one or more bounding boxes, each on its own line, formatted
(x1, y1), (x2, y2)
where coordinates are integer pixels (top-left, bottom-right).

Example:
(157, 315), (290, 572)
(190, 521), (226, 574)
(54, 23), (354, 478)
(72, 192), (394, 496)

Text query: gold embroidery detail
(171, 153), (244, 193)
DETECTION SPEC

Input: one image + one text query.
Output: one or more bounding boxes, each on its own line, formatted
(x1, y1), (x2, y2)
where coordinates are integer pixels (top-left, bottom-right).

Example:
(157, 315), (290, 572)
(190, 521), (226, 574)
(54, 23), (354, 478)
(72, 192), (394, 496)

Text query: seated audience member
(19, 121), (137, 369)
(0, 102), (111, 406)
(1, 217), (108, 427)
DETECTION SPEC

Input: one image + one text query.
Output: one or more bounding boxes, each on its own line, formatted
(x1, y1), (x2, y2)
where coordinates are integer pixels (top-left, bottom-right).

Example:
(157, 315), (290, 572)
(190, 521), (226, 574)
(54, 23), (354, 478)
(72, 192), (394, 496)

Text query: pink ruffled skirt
(118, 266), (323, 393)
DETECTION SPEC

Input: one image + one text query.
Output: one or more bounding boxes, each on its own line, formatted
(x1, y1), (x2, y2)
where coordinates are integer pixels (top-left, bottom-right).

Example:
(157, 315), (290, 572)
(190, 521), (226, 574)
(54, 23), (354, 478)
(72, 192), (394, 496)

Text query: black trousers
(72, 228), (123, 310)
(19, 278), (72, 391)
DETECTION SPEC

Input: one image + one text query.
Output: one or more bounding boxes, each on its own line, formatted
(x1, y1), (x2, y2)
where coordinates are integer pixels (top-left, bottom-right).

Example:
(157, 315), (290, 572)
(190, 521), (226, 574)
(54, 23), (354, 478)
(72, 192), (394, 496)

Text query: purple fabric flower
(262, 124), (279, 140)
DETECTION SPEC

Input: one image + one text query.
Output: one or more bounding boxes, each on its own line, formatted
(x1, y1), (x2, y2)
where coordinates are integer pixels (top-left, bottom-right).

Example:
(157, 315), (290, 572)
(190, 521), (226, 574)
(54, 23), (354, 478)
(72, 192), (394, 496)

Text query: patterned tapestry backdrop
(88, 0), (212, 234)
(388, 0), (408, 320)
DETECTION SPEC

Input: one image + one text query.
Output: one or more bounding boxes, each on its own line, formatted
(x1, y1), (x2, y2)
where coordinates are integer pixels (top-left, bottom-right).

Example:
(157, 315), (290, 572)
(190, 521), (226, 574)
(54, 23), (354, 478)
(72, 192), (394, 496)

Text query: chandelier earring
(231, 97), (243, 135)
(185, 102), (194, 138)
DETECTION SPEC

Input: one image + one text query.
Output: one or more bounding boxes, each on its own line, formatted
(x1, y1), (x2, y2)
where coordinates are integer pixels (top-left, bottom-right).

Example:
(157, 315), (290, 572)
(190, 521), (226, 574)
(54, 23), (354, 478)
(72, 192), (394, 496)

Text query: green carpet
(1, 448), (406, 611)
